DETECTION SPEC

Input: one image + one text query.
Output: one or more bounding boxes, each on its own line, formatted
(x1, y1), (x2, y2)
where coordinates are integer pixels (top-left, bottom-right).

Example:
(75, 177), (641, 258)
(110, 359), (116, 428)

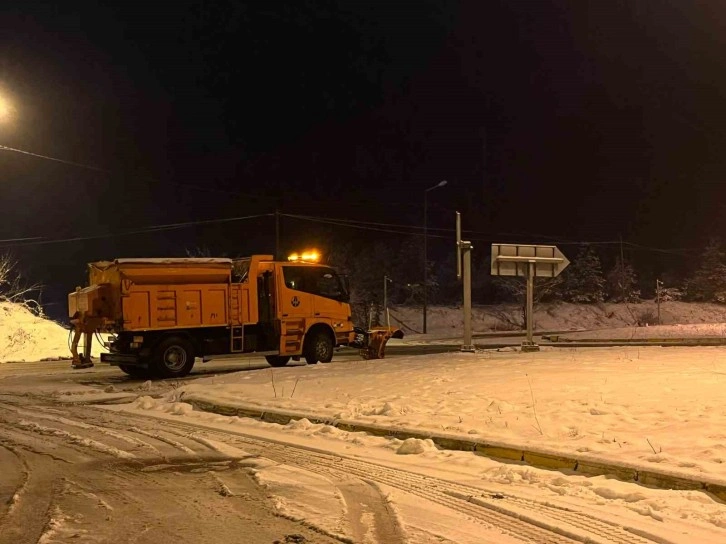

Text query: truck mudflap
(354, 327), (404, 360)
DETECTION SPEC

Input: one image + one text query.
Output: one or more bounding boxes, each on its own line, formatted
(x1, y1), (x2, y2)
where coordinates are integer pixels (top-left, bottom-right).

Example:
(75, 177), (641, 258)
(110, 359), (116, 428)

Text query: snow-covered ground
(8, 301), (726, 540)
(94, 341), (726, 542)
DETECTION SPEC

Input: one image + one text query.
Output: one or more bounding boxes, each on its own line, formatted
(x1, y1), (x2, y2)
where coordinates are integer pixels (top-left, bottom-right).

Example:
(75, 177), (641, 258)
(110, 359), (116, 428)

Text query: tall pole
(384, 275), (392, 329)
(456, 212), (475, 352)
(423, 180), (447, 334)
(526, 262), (534, 346)
(656, 279), (662, 325)
(423, 193), (428, 334)
(275, 208), (280, 261)
(462, 241), (473, 351)
(620, 234), (626, 302)
(383, 275), (389, 312)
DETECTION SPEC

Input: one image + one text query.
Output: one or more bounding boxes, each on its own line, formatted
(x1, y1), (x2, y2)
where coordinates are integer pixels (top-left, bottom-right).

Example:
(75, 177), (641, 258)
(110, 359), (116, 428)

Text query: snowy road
(0, 358), (717, 543)
(0, 395), (345, 544)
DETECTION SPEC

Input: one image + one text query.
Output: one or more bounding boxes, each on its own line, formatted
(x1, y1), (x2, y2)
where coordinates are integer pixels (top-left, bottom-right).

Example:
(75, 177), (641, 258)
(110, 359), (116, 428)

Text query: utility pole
(619, 235), (626, 302)
(656, 279), (663, 325)
(275, 208), (280, 261)
(456, 212), (475, 352)
(384, 275), (392, 329)
(383, 275), (392, 312)
(423, 180), (447, 334)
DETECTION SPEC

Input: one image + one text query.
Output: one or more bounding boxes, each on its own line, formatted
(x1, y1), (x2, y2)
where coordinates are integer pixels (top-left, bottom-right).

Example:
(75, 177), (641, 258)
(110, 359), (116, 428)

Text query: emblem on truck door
(291, 296), (300, 307)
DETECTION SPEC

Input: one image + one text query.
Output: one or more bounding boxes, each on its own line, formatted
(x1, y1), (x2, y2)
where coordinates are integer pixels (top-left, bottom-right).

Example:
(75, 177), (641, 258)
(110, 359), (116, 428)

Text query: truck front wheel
(153, 337), (195, 378)
(304, 332), (333, 365)
(265, 355), (290, 367)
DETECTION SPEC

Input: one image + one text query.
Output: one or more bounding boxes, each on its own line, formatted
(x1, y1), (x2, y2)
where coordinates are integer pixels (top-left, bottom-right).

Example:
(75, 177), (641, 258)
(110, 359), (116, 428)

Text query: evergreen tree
(558, 245), (606, 303)
(685, 238), (726, 303)
(606, 257), (640, 302)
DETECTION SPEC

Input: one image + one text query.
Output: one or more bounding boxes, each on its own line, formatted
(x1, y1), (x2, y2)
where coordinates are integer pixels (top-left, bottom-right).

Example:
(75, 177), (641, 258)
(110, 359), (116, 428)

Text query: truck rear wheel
(265, 355), (290, 367)
(152, 336), (195, 378)
(304, 332), (333, 365)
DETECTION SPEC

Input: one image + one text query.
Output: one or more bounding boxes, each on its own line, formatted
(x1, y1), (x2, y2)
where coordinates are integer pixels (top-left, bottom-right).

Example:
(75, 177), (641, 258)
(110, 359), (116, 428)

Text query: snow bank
(0, 301), (100, 363)
(391, 301), (726, 335)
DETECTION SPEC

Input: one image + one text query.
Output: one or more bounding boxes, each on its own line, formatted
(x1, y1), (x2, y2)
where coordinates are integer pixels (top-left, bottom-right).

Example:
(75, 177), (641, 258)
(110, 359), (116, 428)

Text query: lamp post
(384, 274), (392, 328)
(423, 180), (447, 334)
(0, 92), (16, 126)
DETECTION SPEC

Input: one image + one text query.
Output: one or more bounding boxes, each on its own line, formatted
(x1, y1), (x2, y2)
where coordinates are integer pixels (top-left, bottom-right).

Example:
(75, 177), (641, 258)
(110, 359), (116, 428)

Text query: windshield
(282, 265), (349, 302)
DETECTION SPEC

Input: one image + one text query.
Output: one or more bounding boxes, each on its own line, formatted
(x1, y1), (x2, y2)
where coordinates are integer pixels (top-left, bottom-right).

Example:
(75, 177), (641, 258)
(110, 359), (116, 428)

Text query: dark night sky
(2, 1), (726, 316)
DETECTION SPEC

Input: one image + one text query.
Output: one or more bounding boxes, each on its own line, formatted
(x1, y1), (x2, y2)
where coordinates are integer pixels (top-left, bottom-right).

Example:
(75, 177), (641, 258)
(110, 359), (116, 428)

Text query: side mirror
(342, 275), (351, 302)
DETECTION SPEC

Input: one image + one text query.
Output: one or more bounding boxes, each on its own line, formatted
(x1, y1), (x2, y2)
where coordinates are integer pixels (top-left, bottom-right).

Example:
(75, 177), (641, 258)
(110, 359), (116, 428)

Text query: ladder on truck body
(229, 284), (244, 352)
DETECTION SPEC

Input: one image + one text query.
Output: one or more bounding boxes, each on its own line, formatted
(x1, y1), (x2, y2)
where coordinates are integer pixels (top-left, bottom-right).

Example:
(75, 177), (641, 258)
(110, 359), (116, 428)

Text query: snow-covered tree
(558, 245), (606, 303)
(685, 238), (726, 303)
(606, 257), (640, 302)
(0, 253), (43, 314)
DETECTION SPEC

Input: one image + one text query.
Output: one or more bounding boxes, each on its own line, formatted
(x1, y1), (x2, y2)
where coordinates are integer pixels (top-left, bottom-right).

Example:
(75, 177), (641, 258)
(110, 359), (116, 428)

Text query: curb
(474, 342), (726, 349)
(185, 395), (726, 501)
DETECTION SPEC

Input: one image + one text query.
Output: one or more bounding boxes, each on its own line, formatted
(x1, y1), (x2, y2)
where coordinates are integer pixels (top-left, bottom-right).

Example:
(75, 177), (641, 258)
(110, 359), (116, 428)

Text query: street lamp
(423, 179), (447, 334)
(0, 93), (15, 124)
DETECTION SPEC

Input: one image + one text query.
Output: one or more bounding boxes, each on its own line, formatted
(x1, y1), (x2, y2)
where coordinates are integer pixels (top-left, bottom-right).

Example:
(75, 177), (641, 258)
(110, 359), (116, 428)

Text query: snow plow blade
(359, 327), (404, 360)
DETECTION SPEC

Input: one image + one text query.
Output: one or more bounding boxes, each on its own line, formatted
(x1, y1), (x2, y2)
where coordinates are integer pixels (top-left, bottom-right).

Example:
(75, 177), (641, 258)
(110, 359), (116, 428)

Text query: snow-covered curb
(181, 394), (726, 500)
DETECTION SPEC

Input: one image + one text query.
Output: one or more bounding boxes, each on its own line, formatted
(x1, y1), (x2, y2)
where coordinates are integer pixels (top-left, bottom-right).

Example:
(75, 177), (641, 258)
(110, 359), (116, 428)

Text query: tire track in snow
(154, 422), (575, 543)
(0, 441), (27, 516)
(19, 403), (223, 459)
(9, 402), (670, 543)
(0, 400), (345, 544)
(15, 420), (136, 459)
(128, 426), (196, 454)
(335, 477), (407, 544)
(2, 405), (163, 455)
(0, 447), (62, 544)
(149, 418), (670, 544)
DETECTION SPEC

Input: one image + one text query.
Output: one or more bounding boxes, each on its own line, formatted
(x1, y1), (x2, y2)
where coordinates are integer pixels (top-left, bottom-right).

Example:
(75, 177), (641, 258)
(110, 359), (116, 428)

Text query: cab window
(282, 266), (348, 302)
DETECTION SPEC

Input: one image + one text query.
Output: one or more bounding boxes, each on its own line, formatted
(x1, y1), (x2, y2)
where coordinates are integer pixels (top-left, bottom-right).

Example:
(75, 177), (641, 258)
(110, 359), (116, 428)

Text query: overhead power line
(0, 209), (703, 255)
(0, 144), (110, 172)
(0, 236), (44, 243)
(0, 214), (273, 249)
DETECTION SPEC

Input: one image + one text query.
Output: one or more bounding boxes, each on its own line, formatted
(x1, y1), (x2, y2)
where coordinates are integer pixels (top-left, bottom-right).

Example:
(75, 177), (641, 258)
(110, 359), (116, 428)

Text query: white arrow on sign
(490, 243), (570, 278)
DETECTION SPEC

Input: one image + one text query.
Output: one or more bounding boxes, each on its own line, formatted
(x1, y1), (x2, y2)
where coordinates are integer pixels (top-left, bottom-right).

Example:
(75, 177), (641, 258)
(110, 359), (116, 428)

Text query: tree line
(328, 237), (726, 324)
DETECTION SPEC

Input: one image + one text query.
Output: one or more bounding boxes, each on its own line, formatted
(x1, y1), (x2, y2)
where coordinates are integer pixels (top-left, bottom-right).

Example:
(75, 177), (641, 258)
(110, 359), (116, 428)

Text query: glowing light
(287, 250), (321, 263)
(0, 95), (12, 123)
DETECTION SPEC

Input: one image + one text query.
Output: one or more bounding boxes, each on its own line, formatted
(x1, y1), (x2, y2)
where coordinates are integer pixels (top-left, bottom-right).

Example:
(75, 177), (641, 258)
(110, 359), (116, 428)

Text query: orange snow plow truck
(68, 255), (402, 378)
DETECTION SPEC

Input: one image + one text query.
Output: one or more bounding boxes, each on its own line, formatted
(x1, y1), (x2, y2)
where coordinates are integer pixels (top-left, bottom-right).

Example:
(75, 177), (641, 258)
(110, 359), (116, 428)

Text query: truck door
(308, 267), (349, 320)
(277, 265), (313, 319)
(256, 270), (279, 350)
(258, 271), (275, 324)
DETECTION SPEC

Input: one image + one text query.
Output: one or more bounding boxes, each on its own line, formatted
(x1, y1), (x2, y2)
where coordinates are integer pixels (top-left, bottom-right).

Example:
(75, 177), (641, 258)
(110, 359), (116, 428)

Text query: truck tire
(119, 365), (149, 379)
(152, 336), (195, 378)
(265, 355), (290, 367)
(304, 331), (333, 365)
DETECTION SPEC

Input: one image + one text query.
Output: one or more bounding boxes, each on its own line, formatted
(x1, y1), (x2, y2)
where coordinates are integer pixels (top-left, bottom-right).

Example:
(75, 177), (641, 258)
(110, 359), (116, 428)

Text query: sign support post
(525, 262), (535, 349)
(490, 243), (570, 352)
